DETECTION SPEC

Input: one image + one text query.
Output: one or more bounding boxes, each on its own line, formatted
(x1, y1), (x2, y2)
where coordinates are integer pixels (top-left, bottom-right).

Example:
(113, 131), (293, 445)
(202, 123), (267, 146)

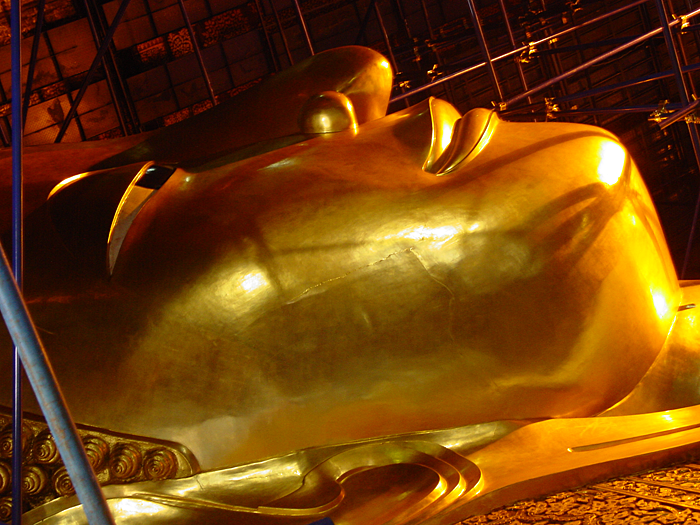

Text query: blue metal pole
(659, 98), (700, 129)
(10, 0), (23, 516)
(465, 0), (502, 102)
(652, 0), (700, 278)
(0, 245), (115, 525)
(502, 103), (683, 118)
(504, 6), (700, 108)
(390, 0), (652, 104)
(21, 0), (46, 127)
(553, 61), (700, 105)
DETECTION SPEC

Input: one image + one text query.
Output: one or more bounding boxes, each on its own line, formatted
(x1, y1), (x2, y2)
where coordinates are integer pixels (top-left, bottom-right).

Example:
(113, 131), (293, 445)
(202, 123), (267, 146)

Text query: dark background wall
(2, 0), (700, 274)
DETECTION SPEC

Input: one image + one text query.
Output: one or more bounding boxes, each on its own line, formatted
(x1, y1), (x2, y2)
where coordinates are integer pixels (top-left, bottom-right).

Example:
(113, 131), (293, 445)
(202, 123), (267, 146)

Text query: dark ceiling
(1, 0), (700, 274)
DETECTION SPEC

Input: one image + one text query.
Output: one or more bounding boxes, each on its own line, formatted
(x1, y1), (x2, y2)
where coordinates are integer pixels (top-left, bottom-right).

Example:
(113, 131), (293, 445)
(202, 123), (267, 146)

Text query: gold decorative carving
(0, 497), (10, 523)
(32, 430), (59, 464)
(0, 407), (199, 514)
(52, 466), (73, 497)
(109, 443), (142, 481)
(23, 465), (48, 496)
(143, 448), (178, 481)
(83, 435), (109, 472)
(0, 422), (32, 457)
(0, 461), (9, 493)
(461, 462), (700, 524)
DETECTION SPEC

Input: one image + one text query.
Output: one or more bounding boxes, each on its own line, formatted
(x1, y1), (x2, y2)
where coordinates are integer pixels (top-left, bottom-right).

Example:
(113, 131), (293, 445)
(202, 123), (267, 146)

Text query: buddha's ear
(47, 162), (175, 275)
(427, 108), (496, 175)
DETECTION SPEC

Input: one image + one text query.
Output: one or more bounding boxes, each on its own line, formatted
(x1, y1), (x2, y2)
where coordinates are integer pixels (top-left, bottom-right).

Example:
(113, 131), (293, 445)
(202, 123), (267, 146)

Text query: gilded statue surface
(0, 46), (699, 524)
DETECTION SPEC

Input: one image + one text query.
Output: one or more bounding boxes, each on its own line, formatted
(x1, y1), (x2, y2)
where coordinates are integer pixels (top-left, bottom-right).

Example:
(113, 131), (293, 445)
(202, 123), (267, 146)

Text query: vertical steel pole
(92, 0), (142, 134)
(254, 0), (280, 72)
(419, 0), (435, 39)
(497, 0), (529, 97)
(466, 0), (503, 102)
(372, 0), (408, 106)
(176, 0), (217, 106)
(22, 0), (46, 127)
(82, 0), (130, 136)
(43, 34), (87, 140)
(269, 0), (293, 66)
(373, 2), (398, 75)
(55, 0), (133, 143)
(291, 0), (314, 55)
(653, 0), (700, 277)
(656, 0), (690, 102)
(354, 0), (378, 45)
(10, 0), (23, 517)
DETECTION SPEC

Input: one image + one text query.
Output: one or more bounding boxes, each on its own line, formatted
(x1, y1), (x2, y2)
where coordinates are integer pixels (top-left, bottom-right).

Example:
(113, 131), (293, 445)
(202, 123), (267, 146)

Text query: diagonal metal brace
(54, 0), (132, 143)
(657, 98), (700, 129)
(0, 244), (115, 524)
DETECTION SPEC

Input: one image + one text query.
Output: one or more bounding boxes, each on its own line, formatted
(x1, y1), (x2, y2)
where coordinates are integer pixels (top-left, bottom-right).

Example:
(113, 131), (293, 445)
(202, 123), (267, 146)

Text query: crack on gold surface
(408, 247), (457, 342)
(287, 248), (414, 304)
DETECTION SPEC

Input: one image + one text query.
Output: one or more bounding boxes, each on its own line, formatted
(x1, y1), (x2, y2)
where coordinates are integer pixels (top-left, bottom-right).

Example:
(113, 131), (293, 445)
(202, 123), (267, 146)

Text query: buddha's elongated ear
(46, 162), (176, 275)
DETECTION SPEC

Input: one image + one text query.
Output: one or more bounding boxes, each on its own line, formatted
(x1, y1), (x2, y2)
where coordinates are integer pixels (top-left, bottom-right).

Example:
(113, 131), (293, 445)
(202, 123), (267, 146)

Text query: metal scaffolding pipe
(93, 1), (142, 134)
(10, 0), (23, 516)
(497, 0), (529, 97)
(354, 0), (378, 45)
(553, 61), (700, 104)
(465, 0), (502, 101)
(659, 98), (700, 129)
(291, 0), (314, 55)
(502, 103), (682, 118)
(504, 6), (700, 108)
(254, 0), (280, 72)
(391, 0), (654, 104)
(0, 244), (115, 524)
(655, 0), (690, 103)
(269, 0), (293, 66)
(373, 3), (396, 71)
(54, 0), (133, 143)
(43, 33), (87, 140)
(531, 36), (642, 56)
(22, 0), (46, 127)
(82, 0), (130, 136)
(653, 0), (700, 278)
(177, 0), (217, 106)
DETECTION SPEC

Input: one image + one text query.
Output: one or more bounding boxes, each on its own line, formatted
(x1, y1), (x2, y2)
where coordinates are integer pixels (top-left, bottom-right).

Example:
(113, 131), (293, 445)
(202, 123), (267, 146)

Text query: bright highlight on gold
(597, 140), (626, 185)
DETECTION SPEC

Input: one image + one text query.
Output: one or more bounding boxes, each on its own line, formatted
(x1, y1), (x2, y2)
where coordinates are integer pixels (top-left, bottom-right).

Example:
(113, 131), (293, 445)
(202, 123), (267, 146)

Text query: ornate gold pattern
(461, 463), (700, 524)
(0, 408), (199, 515)
(129, 0), (351, 71)
(200, 4), (259, 48)
(167, 27), (193, 59)
(134, 37), (168, 68)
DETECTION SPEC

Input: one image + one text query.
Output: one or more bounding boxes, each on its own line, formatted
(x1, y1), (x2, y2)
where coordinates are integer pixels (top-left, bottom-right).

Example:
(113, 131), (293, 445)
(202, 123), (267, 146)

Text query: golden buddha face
(4, 89), (676, 473)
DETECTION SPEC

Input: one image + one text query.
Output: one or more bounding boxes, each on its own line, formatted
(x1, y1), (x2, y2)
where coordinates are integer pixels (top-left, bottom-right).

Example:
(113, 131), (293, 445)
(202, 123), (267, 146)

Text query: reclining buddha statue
(1, 45), (699, 524)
